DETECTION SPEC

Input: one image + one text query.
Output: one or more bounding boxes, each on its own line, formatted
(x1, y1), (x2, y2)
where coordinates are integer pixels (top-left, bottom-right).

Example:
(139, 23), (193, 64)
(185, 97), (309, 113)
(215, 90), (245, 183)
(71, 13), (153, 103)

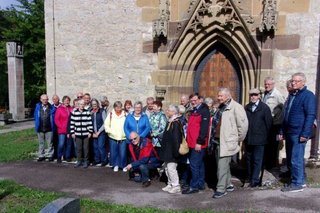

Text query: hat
(249, 88), (260, 95)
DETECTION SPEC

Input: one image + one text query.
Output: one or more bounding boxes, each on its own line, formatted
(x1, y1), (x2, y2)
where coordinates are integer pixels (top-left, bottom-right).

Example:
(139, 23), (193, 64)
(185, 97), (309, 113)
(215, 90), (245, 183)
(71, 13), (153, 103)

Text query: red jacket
(186, 104), (210, 149)
(54, 105), (73, 134)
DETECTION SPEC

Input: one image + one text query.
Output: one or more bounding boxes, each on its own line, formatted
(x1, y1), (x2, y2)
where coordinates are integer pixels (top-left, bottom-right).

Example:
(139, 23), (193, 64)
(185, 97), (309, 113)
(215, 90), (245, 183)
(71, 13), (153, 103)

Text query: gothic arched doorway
(194, 44), (242, 102)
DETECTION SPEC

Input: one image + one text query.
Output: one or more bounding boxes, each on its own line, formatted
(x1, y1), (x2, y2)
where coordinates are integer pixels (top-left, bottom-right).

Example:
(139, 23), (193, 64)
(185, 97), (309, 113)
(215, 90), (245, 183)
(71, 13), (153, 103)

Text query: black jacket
(159, 119), (182, 163)
(244, 100), (272, 145)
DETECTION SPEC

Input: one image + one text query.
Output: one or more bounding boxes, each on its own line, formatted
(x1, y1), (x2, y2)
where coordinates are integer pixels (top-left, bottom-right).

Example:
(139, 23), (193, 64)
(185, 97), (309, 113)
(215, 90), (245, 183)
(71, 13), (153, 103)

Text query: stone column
(6, 42), (25, 120)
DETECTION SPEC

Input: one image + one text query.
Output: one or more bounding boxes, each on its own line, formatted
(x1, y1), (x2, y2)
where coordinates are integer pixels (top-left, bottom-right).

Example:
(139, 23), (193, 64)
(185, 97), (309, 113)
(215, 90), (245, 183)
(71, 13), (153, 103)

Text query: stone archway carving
(167, 0), (261, 104)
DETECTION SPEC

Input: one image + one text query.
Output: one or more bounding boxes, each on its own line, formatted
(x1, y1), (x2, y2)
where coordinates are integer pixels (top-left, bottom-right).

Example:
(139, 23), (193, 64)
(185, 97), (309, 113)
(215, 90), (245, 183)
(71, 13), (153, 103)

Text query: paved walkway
(0, 120), (34, 134)
(1, 160), (320, 212)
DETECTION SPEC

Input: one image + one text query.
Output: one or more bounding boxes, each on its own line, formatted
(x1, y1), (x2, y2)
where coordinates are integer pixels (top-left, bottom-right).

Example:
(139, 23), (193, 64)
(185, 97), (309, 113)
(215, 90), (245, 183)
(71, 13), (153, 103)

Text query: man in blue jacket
(281, 72), (316, 192)
(34, 94), (56, 162)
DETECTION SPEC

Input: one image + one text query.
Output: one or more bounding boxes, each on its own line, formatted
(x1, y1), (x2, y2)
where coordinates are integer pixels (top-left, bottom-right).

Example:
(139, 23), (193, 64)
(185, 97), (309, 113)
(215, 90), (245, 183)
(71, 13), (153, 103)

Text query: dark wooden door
(198, 51), (240, 101)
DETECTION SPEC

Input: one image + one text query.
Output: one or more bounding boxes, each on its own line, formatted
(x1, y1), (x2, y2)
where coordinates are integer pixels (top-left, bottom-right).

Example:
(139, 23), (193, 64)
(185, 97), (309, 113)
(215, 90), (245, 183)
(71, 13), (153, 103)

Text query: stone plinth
(6, 42), (25, 121)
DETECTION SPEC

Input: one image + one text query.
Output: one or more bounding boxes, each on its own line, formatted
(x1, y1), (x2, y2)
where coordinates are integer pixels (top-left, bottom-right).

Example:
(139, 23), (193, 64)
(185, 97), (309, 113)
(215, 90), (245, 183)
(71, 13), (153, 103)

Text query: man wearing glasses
(281, 72), (316, 192)
(124, 131), (161, 187)
(262, 77), (285, 170)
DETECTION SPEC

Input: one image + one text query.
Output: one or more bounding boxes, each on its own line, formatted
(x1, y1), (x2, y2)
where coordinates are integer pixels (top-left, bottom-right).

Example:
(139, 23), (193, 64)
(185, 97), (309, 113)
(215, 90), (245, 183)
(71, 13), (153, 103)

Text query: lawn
(0, 180), (174, 213)
(0, 128), (38, 162)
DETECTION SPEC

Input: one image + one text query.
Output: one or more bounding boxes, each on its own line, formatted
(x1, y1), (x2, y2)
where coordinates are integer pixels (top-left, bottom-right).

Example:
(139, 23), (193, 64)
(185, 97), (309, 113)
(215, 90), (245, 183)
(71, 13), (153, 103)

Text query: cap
(249, 88), (260, 95)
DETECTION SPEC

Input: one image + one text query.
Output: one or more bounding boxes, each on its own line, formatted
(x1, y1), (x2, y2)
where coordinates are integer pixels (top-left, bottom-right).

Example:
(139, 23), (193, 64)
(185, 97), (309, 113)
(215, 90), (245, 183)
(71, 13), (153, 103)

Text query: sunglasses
(250, 93), (259, 96)
(131, 137), (138, 141)
(77, 96), (83, 99)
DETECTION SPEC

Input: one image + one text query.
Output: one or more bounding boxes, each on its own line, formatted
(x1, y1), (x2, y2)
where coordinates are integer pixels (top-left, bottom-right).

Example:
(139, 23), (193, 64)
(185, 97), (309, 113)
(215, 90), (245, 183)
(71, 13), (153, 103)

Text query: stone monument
(6, 42), (25, 121)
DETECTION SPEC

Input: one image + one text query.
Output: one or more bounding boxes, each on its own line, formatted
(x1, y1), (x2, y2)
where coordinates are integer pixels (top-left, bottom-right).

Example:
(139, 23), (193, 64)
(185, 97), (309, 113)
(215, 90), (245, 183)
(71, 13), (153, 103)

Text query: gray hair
(264, 77), (275, 84)
(178, 105), (186, 114)
(204, 97), (213, 105)
(100, 96), (108, 102)
(218, 88), (232, 99)
(78, 99), (85, 105)
(113, 101), (122, 108)
(134, 101), (143, 108)
(168, 104), (179, 114)
(292, 72), (306, 82)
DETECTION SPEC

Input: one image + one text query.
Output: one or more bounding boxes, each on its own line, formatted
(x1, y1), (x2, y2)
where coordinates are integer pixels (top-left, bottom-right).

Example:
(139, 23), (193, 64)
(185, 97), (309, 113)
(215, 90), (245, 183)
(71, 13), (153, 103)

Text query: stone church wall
(45, 0), (158, 103)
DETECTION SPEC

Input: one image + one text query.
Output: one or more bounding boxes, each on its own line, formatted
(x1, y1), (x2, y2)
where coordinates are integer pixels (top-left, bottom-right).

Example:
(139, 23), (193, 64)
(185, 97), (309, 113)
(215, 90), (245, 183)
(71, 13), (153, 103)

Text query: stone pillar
(6, 42), (25, 121)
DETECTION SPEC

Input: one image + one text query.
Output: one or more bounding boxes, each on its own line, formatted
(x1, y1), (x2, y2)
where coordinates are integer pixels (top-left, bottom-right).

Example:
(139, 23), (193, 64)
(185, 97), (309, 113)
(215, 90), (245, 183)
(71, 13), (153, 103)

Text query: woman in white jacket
(105, 101), (127, 172)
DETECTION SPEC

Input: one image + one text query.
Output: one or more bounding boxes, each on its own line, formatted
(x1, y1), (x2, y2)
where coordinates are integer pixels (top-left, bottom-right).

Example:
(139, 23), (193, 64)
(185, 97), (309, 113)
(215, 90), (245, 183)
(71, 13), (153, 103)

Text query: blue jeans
(132, 164), (156, 183)
(109, 138), (127, 168)
(58, 134), (72, 159)
(189, 148), (205, 190)
(285, 134), (306, 186)
(93, 133), (107, 164)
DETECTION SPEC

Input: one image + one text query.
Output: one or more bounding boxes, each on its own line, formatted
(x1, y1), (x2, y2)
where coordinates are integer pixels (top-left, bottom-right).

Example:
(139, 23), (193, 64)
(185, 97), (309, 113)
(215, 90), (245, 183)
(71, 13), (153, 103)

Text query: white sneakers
(113, 166), (119, 172)
(162, 185), (181, 194)
(123, 168), (128, 172)
(168, 186), (181, 194)
(162, 185), (172, 192)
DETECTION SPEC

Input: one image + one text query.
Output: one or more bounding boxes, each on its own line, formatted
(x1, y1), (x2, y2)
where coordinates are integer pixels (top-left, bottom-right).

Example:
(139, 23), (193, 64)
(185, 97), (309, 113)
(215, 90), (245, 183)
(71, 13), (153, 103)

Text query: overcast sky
(0, 0), (19, 9)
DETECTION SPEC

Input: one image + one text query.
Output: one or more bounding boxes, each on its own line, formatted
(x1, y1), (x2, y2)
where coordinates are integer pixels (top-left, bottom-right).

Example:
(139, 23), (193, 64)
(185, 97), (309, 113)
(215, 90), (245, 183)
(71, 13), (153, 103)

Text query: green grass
(0, 180), (198, 213)
(0, 180), (62, 213)
(0, 128), (38, 162)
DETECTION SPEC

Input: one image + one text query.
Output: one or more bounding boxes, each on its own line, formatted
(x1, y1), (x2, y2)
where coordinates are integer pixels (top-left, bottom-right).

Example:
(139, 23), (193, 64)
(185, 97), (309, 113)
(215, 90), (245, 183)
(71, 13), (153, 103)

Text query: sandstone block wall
(45, 0), (157, 103)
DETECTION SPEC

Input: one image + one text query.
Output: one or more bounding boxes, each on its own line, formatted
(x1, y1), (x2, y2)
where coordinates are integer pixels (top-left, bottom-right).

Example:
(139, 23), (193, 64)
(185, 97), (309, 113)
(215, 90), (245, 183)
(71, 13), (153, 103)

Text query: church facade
(45, 0), (320, 107)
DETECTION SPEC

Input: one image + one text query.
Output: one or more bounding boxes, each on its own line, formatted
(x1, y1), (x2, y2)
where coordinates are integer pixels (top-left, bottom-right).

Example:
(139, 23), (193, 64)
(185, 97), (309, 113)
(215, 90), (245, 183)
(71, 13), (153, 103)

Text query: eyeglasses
(77, 96), (83, 99)
(250, 93), (259, 96)
(291, 80), (302, 84)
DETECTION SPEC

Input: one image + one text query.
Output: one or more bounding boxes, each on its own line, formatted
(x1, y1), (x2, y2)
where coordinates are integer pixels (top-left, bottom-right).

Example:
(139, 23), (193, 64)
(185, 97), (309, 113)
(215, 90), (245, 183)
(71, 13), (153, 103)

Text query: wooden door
(198, 51), (240, 101)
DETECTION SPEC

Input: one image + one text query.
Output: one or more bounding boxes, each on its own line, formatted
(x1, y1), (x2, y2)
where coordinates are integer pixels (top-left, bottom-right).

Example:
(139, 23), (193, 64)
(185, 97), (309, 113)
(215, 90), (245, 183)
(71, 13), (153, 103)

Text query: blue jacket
(283, 86), (316, 138)
(34, 102), (56, 133)
(124, 113), (151, 140)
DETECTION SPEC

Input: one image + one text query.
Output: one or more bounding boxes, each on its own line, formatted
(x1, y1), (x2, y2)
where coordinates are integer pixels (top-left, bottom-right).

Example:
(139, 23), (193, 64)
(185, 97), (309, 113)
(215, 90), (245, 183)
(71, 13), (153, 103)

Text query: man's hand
(300, 136), (308, 143)
(71, 134), (75, 139)
(195, 144), (202, 152)
(88, 133), (92, 138)
(125, 164), (132, 170)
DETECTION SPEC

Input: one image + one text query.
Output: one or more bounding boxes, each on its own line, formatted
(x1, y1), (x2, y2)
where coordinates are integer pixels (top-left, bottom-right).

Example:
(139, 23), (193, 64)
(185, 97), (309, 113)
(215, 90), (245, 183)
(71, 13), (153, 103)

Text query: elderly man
(182, 93), (210, 194)
(210, 88), (248, 198)
(34, 94), (56, 162)
(262, 77), (285, 169)
(142, 97), (154, 118)
(281, 73), (316, 192)
(52, 95), (61, 108)
(244, 88), (272, 187)
(180, 94), (193, 120)
(124, 131), (161, 187)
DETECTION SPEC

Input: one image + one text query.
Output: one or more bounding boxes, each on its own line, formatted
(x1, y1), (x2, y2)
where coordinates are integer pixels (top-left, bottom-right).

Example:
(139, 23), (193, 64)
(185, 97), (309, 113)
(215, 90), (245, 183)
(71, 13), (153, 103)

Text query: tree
(0, 0), (45, 108)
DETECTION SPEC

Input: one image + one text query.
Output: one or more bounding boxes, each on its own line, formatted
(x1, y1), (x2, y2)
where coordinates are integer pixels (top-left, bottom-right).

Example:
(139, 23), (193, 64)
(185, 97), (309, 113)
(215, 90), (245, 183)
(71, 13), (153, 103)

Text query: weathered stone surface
(40, 198), (80, 213)
(279, 0), (310, 13)
(45, 0), (157, 103)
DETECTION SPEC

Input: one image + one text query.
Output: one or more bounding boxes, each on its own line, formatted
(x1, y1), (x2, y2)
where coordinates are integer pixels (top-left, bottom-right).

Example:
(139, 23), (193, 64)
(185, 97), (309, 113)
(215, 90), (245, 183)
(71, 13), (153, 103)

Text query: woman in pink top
(54, 96), (73, 163)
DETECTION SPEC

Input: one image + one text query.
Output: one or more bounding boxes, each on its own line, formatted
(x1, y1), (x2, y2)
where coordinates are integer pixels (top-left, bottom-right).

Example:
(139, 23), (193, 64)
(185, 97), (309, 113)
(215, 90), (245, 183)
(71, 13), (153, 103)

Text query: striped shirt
(70, 108), (93, 137)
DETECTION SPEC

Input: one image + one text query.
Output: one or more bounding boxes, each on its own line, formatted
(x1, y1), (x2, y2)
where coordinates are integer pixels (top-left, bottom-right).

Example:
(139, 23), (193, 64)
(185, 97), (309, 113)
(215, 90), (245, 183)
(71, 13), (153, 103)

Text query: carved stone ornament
(152, 0), (170, 38)
(185, 0), (247, 33)
(6, 42), (23, 57)
(259, 0), (278, 32)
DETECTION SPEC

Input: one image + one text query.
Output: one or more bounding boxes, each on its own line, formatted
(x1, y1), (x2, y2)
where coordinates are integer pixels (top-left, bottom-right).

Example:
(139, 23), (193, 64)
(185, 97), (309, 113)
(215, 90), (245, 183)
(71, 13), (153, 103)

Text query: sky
(0, 0), (19, 9)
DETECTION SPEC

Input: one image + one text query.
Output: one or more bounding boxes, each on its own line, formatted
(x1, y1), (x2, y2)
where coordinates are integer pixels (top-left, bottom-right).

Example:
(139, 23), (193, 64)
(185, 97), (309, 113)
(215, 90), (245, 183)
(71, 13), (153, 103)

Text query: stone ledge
(40, 197), (80, 213)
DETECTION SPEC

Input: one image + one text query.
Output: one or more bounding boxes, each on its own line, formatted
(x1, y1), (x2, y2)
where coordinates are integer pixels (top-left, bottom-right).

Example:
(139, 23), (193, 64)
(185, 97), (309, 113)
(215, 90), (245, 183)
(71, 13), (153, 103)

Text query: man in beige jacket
(262, 77), (285, 169)
(210, 88), (248, 198)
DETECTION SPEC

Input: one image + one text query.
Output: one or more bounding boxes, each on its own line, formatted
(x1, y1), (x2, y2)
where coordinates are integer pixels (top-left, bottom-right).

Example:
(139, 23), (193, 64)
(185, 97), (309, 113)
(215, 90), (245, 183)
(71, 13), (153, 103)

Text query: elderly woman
(54, 95), (73, 163)
(105, 101), (127, 172)
(160, 105), (183, 194)
(70, 99), (93, 168)
(150, 100), (167, 153)
(124, 101), (151, 140)
(91, 98), (108, 166)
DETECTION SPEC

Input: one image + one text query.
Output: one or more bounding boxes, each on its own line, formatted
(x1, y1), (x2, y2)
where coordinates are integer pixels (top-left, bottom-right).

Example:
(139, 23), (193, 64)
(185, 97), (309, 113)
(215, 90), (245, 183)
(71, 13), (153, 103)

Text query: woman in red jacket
(54, 96), (74, 163)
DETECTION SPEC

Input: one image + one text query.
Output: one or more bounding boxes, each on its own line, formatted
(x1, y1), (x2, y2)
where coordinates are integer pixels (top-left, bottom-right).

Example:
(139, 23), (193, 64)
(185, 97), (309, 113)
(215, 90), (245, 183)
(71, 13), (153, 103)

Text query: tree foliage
(0, 0), (45, 108)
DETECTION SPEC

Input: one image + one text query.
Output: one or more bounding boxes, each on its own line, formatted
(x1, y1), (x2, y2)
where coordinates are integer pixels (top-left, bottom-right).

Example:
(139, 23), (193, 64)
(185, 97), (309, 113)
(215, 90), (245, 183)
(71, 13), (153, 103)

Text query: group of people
(34, 72), (316, 198)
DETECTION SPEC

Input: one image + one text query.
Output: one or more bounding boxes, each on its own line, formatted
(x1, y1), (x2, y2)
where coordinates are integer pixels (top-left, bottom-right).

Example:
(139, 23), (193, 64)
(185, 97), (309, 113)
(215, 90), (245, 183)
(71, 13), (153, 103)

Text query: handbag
(179, 136), (189, 155)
